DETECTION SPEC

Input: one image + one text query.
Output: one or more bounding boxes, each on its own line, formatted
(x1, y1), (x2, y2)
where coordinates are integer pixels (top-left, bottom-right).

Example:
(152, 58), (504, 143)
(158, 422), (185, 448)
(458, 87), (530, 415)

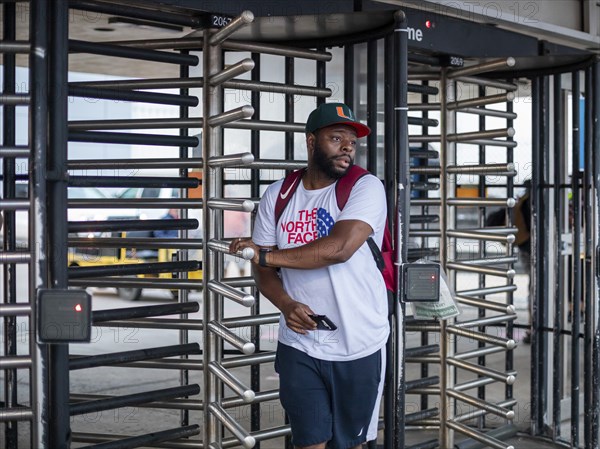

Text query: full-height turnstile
(2, 2), (600, 449)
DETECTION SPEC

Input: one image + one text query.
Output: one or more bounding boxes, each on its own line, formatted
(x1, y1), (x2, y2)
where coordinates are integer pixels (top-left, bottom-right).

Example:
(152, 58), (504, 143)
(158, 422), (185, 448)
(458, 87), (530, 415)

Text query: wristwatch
(258, 248), (272, 267)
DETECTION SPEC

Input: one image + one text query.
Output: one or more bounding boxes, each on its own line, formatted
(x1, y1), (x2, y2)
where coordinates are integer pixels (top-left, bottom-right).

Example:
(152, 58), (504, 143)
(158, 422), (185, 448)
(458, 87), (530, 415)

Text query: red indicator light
(431, 275), (436, 280)
(425, 20), (434, 29)
(75, 304), (83, 312)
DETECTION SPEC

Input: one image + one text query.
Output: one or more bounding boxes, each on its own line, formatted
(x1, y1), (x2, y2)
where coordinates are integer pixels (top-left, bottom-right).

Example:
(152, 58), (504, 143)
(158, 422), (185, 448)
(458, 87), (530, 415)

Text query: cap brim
(339, 121), (371, 138)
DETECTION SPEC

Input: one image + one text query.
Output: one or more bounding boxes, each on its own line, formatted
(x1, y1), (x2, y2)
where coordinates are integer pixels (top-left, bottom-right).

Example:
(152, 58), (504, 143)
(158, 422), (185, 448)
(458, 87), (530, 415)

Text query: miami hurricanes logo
(336, 106), (353, 120)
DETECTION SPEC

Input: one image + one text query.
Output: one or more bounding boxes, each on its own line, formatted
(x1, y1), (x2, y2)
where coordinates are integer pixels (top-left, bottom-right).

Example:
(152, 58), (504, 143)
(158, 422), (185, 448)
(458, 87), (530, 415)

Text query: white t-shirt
(252, 173), (390, 361)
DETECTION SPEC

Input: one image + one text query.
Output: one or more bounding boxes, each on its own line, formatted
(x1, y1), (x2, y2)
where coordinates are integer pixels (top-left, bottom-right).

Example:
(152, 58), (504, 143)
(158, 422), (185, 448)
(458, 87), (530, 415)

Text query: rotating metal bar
(453, 346), (507, 361)
(208, 239), (255, 260)
(68, 219), (198, 233)
(459, 256), (518, 265)
(209, 402), (256, 449)
(207, 321), (255, 355)
(0, 146), (29, 158)
(69, 343), (200, 370)
(410, 103), (440, 111)
(446, 163), (515, 175)
(68, 157), (203, 170)
(456, 295), (516, 314)
(69, 260), (200, 279)
(0, 41), (30, 53)
(68, 176), (198, 189)
(446, 421), (514, 449)
(447, 198), (516, 207)
(410, 166), (441, 175)
(208, 362), (255, 403)
(0, 304), (31, 317)
(407, 83), (439, 95)
(454, 373), (516, 392)
(249, 159), (306, 170)
(409, 117), (439, 127)
(221, 352), (276, 369)
(457, 284), (517, 296)
(454, 76), (517, 91)
(448, 58), (516, 78)
(226, 119), (304, 133)
(70, 278), (202, 290)
(446, 327), (516, 350)
(1, 356), (32, 370)
(453, 314), (517, 329)
(94, 318), (203, 331)
(69, 1), (201, 27)
(0, 253), (31, 264)
(447, 389), (514, 419)
(208, 153), (254, 167)
(207, 106), (254, 126)
(210, 59), (254, 85)
(454, 399), (517, 423)
(92, 302), (199, 323)
(0, 199), (29, 210)
(222, 389), (279, 409)
(457, 138), (518, 148)
(221, 313), (279, 328)
(74, 425), (200, 449)
(69, 40), (199, 66)
(207, 198), (254, 212)
(447, 93), (515, 110)
(447, 358), (516, 385)
(69, 117), (203, 130)
(458, 107), (518, 119)
(68, 85), (198, 106)
(409, 135), (440, 143)
(208, 280), (254, 307)
(72, 432), (200, 448)
(69, 131), (198, 147)
(446, 262), (516, 279)
(68, 198), (199, 209)
(209, 11), (254, 46)
(447, 128), (514, 142)
(0, 93), (29, 105)
(74, 76), (331, 98)
(409, 230), (441, 238)
(0, 408), (33, 423)
(223, 39), (331, 61)
(70, 384), (200, 416)
(446, 230), (515, 243)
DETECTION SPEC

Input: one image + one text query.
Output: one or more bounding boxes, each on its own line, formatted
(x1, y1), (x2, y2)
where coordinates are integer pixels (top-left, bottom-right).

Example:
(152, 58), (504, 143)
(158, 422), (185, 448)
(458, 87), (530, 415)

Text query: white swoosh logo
(280, 178), (299, 200)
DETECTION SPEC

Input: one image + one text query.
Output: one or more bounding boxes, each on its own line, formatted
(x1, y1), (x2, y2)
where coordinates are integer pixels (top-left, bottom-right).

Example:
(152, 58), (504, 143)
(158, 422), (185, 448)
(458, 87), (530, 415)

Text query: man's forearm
(252, 264), (294, 312)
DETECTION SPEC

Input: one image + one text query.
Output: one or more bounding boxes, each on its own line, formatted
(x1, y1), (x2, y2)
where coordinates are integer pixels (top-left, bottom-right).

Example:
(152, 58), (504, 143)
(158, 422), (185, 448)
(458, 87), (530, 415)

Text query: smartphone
(309, 314), (338, 331)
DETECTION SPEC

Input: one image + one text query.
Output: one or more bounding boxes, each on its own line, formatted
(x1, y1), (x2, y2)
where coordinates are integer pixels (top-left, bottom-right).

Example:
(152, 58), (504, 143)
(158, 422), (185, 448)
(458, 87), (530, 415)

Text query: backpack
(274, 165), (397, 295)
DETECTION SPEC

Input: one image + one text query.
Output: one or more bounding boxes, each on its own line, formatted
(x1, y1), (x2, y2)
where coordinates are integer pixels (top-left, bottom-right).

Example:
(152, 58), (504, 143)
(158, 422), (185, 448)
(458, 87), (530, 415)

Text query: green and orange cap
(305, 102), (371, 138)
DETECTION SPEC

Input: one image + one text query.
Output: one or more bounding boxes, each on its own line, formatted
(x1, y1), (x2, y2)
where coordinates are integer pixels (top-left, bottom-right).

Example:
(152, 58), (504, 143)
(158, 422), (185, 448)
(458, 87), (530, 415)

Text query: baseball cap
(305, 102), (371, 138)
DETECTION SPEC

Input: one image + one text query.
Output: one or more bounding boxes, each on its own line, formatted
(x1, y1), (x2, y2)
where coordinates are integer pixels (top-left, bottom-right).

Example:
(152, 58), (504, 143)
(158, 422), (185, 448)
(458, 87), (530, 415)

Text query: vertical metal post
(2, 3), (18, 447)
(591, 58), (600, 449)
(367, 39), (378, 174)
(531, 75), (550, 437)
(30, 0), (51, 446)
(48, 3), (71, 445)
(344, 45), (354, 111)
(179, 50), (190, 429)
(571, 71), (582, 449)
(393, 10), (408, 449)
(203, 28), (224, 446)
(505, 83), (515, 404)
(317, 52), (326, 106)
(552, 73), (564, 440)
(584, 64), (594, 449)
(383, 32), (395, 449)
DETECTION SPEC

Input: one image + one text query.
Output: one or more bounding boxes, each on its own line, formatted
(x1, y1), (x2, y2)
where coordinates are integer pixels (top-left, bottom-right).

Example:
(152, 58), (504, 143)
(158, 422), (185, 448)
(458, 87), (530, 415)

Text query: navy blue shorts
(275, 343), (384, 449)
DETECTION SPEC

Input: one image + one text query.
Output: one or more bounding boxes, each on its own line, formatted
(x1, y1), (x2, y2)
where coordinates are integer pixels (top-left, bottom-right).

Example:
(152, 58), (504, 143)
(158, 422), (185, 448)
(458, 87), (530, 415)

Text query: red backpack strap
(334, 165), (370, 210)
(274, 168), (306, 224)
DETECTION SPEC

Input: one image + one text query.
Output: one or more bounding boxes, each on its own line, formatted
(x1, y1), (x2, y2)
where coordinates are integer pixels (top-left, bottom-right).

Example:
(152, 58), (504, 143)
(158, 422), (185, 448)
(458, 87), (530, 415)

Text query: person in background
(514, 181), (532, 343)
(230, 102), (389, 449)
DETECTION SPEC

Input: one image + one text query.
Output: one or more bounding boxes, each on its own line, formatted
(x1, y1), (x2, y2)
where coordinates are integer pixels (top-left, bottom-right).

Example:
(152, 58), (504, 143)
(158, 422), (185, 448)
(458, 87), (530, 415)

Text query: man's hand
(229, 237), (260, 265)
(279, 299), (318, 334)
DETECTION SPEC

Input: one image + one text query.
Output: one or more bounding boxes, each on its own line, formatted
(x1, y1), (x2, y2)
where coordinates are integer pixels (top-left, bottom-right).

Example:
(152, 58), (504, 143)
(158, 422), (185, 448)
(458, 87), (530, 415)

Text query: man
(230, 102), (389, 449)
